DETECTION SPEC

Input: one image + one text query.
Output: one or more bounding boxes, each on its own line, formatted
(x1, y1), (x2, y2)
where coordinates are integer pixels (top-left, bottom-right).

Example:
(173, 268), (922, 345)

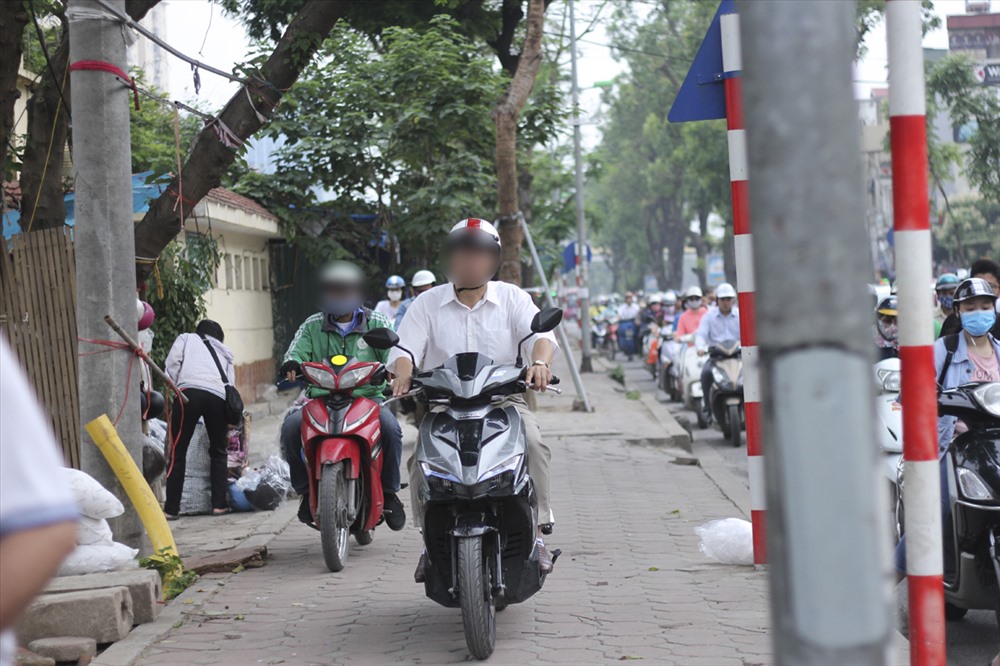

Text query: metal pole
(70, 0), (144, 548)
(569, 0), (593, 373)
(741, 1), (893, 663)
(886, 2), (945, 663)
(519, 214), (592, 412)
(720, 11), (766, 567)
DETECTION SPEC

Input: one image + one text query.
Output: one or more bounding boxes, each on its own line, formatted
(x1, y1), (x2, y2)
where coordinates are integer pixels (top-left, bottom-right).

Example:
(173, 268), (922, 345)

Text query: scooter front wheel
(319, 462), (350, 572)
(728, 404), (742, 448)
(457, 536), (496, 660)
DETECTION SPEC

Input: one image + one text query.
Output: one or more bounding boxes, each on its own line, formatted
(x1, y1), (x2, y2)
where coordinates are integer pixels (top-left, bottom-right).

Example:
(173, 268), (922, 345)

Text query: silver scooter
(363, 307), (563, 660)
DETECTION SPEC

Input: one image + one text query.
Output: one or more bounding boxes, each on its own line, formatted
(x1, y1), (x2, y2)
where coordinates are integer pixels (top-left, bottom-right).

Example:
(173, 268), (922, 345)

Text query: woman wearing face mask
(873, 296), (899, 360)
(375, 275), (406, 323)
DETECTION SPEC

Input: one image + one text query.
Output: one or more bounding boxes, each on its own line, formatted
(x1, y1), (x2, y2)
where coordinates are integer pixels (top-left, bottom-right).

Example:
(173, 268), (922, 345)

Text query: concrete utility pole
(70, 0), (144, 548)
(568, 0), (593, 373)
(740, 1), (893, 663)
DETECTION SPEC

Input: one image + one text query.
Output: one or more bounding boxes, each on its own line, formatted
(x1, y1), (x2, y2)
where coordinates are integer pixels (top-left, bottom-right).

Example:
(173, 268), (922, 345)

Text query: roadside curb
(92, 503), (297, 666)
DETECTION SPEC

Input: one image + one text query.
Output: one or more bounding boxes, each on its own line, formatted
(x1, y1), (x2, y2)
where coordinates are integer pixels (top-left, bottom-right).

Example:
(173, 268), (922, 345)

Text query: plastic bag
(76, 516), (114, 546)
(235, 455), (292, 511)
(227, 421), (249, 478)
(58, 542), (138, 576)
(147, 418), (169, 445)
(695, 518), (754, 566)
(61, 468), (124, 520)
(143, 433), (166, 482)
(179, 421), (212, 515)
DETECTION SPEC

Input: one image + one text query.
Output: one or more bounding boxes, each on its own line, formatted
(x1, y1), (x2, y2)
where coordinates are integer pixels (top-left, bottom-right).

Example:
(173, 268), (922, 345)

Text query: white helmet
(663, 290), (677, 306)
(684, 286), (703, 300)
(716, 282), (737, 299)
(447, 218), (501, 254)
(411, 269), (436, 288)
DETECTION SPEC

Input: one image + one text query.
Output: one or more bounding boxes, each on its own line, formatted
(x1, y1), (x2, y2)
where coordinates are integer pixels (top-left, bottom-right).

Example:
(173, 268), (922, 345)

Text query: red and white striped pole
(887, 1), (945, 663)
(721, 11), (765, 566)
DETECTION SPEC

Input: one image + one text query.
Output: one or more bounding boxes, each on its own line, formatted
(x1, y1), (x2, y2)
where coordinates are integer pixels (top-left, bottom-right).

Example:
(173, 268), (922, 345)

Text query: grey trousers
(408, 395), (553, 528)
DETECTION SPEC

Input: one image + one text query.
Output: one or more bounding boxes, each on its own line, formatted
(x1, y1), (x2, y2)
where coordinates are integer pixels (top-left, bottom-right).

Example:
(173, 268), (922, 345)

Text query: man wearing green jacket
(278, 261), (405, 530)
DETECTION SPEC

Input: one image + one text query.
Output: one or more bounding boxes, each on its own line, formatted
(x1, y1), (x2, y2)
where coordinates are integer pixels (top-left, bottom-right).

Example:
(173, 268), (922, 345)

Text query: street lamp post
(569, 0), (593, 373)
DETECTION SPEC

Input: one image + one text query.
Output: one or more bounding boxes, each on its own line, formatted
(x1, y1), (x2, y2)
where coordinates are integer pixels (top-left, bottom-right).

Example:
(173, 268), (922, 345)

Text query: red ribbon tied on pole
(69, 60), (140, 110)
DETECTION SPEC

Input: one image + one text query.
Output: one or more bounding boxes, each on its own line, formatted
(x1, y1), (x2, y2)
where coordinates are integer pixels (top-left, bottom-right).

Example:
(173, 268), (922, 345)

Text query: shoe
(414, 551), (427, 583)
(383, 492), (406, 531)
(537, 541), (553, 574)
(297, 495), (318, 530)
(540, 523), (553, 536)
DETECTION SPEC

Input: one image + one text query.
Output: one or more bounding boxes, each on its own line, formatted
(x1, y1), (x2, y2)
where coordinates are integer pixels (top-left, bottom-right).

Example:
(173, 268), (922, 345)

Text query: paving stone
(27, 637), (97, 663)
(45, 570), (162, 624)
(17, 587), (133, 645)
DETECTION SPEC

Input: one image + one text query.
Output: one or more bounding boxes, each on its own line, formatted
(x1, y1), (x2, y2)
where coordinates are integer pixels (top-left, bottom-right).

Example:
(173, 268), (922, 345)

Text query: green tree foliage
(240, 16), (505, 272)
(144, 236), (221, 367)
(590, 0), (725, 291)
(936, 198), (1000, 264)
(128, 72), (204, 177)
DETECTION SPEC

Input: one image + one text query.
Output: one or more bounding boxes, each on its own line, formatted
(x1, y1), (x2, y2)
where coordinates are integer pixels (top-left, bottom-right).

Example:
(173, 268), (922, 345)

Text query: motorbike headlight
(970, 383), (1000, 418)
(957, 467), (996, 501)
(876, 369), (901, 393)
(478, 454), (522, 482)
(420, 462), (460, 484)
(302, 364), (337, 389)
(711, 367), (727, 385)
(338, 365), (376, 390)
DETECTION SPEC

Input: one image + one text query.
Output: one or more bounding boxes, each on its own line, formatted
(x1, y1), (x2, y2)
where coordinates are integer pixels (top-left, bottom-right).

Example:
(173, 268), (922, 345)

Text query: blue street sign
(562, 241), (592, 274)
(668, 0), (734, 123)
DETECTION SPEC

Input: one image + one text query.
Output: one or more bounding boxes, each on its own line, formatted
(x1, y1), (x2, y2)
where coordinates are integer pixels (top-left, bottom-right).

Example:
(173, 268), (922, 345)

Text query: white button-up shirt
(388, 281), (558, 371)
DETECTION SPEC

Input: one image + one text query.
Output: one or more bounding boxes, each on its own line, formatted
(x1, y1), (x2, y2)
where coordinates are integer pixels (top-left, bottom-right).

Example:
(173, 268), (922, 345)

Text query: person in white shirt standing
(374, 275), (406, 323)
(390, 218), (559, 575)
(1, 337), (78, 666)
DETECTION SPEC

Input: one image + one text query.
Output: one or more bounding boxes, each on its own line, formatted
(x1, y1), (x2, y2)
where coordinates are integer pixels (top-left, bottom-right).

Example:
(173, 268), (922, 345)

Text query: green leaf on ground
(625, 390), (641, 400)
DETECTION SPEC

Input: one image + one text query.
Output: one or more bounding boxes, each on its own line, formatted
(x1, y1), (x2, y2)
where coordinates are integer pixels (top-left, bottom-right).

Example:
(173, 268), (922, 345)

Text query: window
(234, 255), (243, 290)
(251, 257), (260, 291)
(224, 254), (234, 290)
(260, 258), (269, 291)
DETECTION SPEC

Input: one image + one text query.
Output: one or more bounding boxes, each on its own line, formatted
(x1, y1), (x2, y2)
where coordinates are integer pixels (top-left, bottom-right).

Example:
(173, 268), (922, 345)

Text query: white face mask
(387, 289), (403, 302)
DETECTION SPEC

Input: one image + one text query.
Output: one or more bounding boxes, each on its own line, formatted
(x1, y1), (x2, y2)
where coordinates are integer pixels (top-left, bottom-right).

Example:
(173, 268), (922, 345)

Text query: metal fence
(0, 228), (81, 468)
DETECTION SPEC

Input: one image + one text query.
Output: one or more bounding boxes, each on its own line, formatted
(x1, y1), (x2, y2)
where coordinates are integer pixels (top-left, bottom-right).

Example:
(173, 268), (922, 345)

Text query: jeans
(281, 401), (403, 497)
(165, 388), (230, 514)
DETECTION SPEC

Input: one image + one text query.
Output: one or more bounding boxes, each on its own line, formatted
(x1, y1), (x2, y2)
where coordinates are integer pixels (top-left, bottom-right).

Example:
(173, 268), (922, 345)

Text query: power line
(577, 37), (694, 65)
(93, 0), (251, 87)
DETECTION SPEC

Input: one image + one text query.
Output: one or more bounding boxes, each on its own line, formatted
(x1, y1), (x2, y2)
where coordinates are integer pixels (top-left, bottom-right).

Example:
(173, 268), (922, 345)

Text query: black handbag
(200, 335), (244, 424)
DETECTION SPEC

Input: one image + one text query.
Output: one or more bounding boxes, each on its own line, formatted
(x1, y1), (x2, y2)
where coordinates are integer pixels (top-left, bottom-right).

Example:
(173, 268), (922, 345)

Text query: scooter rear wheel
(319, 462), (350, 572)
(457, 536), (495, 660)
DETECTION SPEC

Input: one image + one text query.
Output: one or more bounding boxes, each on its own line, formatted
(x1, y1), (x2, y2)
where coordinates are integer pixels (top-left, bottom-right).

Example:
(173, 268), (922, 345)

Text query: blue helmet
(385, 275), (405, 289)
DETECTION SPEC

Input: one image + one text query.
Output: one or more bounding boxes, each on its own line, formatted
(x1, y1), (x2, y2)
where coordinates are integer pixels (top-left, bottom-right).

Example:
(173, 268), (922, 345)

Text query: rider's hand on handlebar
(525, 363), (553, 392)
(280, 360), (301, 382)
(697, 349), (707, 356)
(392, 359), (413, 397)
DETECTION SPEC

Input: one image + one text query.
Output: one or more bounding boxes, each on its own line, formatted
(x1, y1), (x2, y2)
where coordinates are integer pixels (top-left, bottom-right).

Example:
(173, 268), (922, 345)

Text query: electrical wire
(28, 0), (72, 119)
(93, 0), (251, 86)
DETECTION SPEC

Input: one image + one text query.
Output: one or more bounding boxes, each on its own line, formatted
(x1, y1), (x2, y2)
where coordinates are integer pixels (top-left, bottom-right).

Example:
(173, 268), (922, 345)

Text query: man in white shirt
(617, 292), (641, 322)
(390, 218), (558, 575)
(695, 282), (741, 419)
(0, 338), (78, 666)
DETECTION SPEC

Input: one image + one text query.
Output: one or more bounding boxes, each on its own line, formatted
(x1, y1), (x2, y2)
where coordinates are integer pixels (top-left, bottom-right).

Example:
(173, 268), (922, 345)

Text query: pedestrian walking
(162, 320), (237, 519)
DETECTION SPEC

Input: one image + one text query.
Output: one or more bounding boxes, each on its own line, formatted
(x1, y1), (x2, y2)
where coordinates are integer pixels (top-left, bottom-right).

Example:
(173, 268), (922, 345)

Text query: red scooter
(300, 353), (387, 572)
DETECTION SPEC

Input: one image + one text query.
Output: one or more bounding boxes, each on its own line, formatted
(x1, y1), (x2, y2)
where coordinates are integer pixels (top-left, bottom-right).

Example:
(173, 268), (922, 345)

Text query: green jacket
(283, 308), (393, 399)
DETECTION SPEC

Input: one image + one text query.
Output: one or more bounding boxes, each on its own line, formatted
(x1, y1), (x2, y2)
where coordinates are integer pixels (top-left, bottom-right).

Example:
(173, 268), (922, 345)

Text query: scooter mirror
(363, 328), (400, 350)
(531, 307), (563, 334)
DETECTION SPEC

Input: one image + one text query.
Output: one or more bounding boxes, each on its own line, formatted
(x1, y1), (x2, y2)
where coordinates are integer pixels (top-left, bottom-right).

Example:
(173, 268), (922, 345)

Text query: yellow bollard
(85, 414), (180, 564)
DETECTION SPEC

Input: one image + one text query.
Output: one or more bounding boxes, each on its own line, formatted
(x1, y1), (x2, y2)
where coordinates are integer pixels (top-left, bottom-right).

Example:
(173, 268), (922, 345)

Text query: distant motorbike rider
(661, 290), (678, 323)
(375, 275), (406, 323)
(932, 273), (960, 337)
(618, 292), (641, 323)
(695, 282), (740, 417)
(394, 269), (436, 330)
(642, 292), (664, 327)
(893, 277), (999, 580)
(675, 286), (708, 337)
(278, 261), (406, 531)
(873, 296), (899, 360)
(939, 258), (1000, 338)
(389, 218), (559, 576)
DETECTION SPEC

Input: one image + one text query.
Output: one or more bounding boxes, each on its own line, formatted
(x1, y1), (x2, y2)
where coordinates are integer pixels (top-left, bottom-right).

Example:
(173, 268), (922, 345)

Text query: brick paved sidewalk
(137, 370), (772, 665)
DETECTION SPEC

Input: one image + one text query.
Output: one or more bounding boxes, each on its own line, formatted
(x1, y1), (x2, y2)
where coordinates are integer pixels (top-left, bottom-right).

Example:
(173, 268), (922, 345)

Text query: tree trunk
(1, 1), (29, 176)
(691, 207), (709, 288)
(722, 222), (737, 284)
(133, 0), (349, 282)
(19, 30), (70, 231)
(518, 164), (535, 288)
(664, 200), (686, 289)
(492, 0), (546, 286)
(18, 0), (161, 231)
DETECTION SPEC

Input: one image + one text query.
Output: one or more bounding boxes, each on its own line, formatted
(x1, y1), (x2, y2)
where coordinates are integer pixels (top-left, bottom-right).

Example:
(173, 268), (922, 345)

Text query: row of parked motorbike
(641, 322), (1000, 628)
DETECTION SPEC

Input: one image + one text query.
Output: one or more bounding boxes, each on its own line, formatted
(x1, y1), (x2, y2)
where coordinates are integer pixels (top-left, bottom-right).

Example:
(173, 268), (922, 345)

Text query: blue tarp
(3, 171), (167, 240)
